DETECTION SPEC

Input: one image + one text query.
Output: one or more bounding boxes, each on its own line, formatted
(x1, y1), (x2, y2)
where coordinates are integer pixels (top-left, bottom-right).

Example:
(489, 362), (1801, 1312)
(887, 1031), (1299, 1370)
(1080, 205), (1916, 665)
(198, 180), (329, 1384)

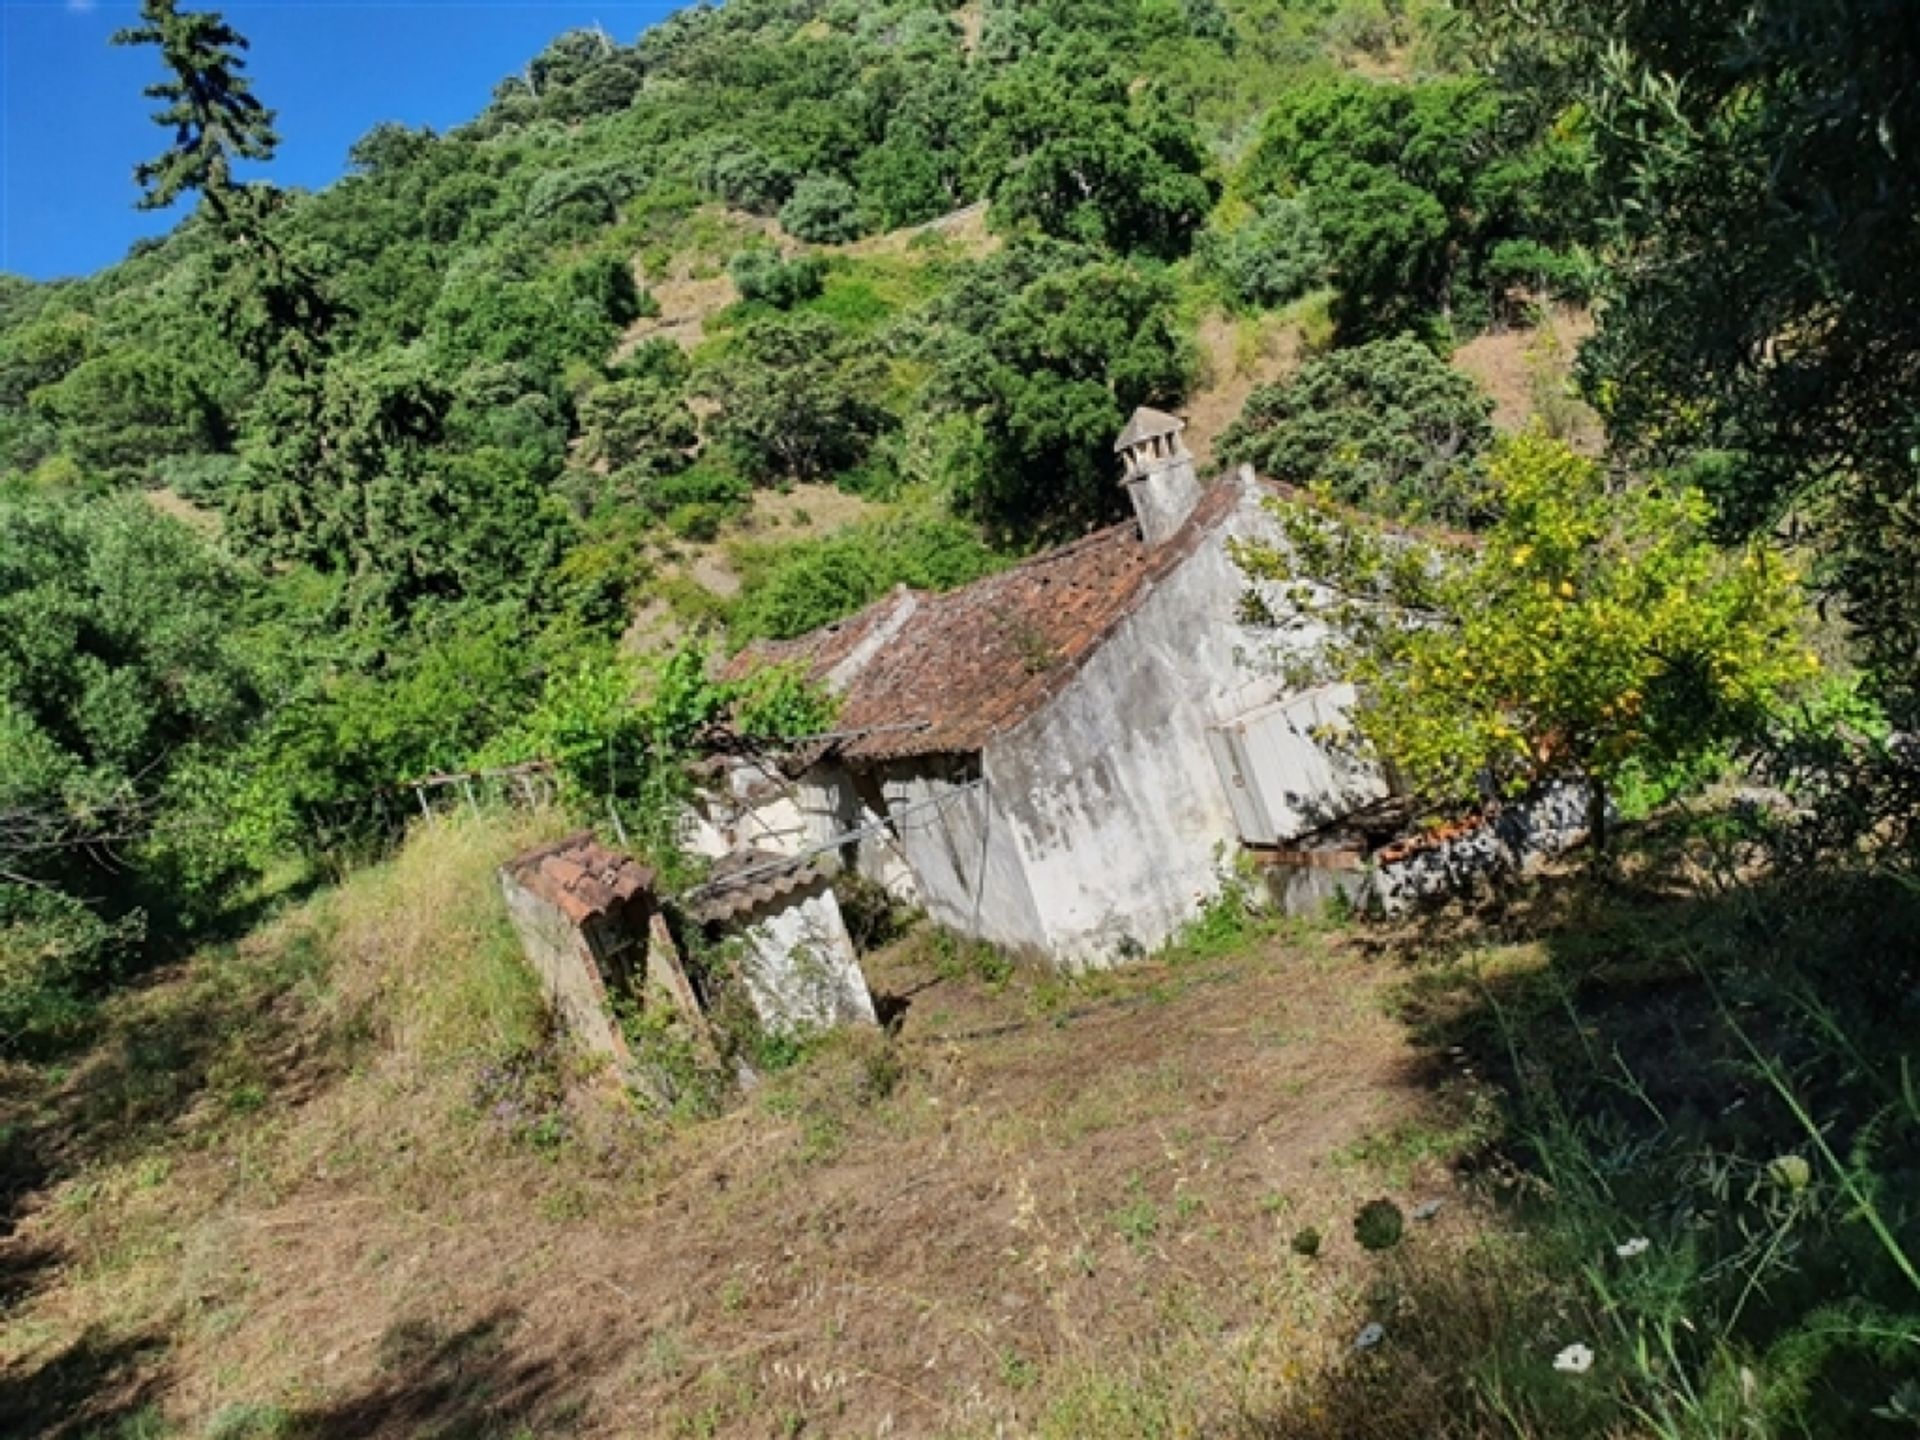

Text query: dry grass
(1184, 307), (1305, 469)
(1451, 307), (1603, 451)
(0, 813), (1503, 1439)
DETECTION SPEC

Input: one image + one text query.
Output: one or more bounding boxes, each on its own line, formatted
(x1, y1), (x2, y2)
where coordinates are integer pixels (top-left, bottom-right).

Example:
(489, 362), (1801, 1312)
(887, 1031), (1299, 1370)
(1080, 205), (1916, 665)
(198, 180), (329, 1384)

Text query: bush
(1219, 333), (1496, 526)
(731, 516), (1005, 642)
(1201, 199), (1329, 310)
(700, 314), (889, 484)
(780, 175), (863, 244)
(728, 248), (827, 309)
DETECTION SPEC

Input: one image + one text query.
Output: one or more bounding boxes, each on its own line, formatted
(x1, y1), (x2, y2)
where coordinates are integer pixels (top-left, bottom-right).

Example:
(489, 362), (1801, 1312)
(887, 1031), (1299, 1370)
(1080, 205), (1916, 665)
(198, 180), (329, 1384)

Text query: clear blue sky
(1, 0), (688, 281)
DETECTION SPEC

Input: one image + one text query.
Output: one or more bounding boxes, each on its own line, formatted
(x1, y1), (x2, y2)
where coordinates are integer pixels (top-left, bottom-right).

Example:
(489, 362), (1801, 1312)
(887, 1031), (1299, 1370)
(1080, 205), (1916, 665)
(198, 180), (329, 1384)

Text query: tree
(1462, 0), (1920, 730)
(116, 0), (340, 376)
(0, 491), (267, 1050)
(232, 351), (564, 617)
(926, 243), (1193, 538)
(779, 175), (863, 244)
(112, 0), (279, 220)
(30, 349), (224, 485)
(974, 68), (1216, 259)
(1232, 435), (1818, 851)
(1240, 76), (1594, 336)
(1219, 335), (1496, 527)
(701, 315), (889, 484)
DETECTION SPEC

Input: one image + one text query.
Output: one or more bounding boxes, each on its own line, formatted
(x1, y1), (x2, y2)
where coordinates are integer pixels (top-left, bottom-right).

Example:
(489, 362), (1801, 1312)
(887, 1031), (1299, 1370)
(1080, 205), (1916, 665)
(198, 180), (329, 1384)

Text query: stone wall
(498, 875), (634, 1066)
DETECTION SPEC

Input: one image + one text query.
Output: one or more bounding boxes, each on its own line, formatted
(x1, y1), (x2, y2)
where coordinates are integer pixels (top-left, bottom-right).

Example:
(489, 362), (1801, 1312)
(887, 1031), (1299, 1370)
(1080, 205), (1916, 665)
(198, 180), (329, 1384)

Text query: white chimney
(1115, 407), (1202, 545)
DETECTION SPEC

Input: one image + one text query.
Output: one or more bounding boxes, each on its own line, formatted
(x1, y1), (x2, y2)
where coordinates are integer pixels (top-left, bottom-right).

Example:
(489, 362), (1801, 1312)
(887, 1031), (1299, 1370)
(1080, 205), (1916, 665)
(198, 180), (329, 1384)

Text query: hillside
(3, 812), (1467, 1438)
(7, 0), (1920, 1435)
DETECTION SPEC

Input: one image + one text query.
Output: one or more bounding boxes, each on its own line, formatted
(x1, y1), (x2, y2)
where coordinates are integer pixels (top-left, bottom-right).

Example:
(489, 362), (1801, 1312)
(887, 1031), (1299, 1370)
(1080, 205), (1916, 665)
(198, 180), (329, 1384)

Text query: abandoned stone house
(722, 408), (1582, 970)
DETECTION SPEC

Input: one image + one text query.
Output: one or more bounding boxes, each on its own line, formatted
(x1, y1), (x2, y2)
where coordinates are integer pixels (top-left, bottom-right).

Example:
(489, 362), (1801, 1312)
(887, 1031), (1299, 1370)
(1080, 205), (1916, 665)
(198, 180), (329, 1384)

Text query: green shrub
(779, 175), (863, 244)
(731, 516), (1006, 642)
(1200, 199), (1329, 310)
(1219, 333), (1495, 526)
(728, 249), (827, 309)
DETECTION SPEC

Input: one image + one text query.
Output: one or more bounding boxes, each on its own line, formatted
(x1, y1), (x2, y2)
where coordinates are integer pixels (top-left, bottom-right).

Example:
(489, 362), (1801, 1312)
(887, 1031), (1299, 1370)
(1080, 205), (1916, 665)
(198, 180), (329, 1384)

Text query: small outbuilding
(686, 848), (877, 1036)
(498, 832), (708, 1069)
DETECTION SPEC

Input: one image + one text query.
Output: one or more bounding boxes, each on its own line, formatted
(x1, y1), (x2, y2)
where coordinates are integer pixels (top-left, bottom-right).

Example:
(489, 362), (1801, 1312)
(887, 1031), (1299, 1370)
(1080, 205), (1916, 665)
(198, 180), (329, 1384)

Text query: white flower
(1354, 1322), (1386, 1352)
(1615, 1237), (1651, 1259)
(1554, 1343), (1595, 1375)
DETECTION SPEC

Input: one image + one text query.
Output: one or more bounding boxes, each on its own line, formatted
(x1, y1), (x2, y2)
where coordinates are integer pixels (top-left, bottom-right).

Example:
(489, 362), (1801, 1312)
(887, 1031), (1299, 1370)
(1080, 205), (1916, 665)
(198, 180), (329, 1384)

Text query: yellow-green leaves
(1237, 434), (1816, 815)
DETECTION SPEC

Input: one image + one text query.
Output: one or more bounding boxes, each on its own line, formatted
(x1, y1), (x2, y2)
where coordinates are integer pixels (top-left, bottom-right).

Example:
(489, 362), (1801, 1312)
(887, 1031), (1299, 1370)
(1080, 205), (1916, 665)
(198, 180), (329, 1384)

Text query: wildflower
(1615, 1237), (1651, 1259)
(1553, 1343), (1594, 1374)
(1354, 1322), (1385, 1352)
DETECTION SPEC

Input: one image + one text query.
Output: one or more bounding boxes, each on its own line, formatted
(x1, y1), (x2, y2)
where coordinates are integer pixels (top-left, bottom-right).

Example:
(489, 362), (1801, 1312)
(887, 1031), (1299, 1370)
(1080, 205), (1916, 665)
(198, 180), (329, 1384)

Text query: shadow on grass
(277, 1311), (582, 1440)
(1234, 848), (1920, 1439)
(0, 1325), (169, 1439)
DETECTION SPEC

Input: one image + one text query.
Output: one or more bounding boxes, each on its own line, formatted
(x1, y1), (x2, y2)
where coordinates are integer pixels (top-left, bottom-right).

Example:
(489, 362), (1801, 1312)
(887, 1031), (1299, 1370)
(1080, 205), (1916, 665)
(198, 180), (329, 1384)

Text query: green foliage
(1353, 1197), (1404, 1252)
(975, 68), (1216, 259)
(1234, 436), (1820, 845)
(1219, 334), (1496, 527)
(1393, 872), (1920, 1437)
(30, 348), (225, 485)
(778, 175), (863, 244)
(731, 514), (1006, 642)
(1240, 75), (1595, 337)
(925, 242), (1193, 539)
(0, 490), (268, 1050)
(1463, 0), (1920, 733)
(113, 0), (279, 216)
(700, 314), (889, 485)
(727, 248), (827, 310)
(1197, 198), (1328, 311)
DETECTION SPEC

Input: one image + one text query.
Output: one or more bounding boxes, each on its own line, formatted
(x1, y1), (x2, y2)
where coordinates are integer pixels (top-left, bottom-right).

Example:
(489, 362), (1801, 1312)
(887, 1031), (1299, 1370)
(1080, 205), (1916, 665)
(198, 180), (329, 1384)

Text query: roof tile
(727, 484), (1238, 761)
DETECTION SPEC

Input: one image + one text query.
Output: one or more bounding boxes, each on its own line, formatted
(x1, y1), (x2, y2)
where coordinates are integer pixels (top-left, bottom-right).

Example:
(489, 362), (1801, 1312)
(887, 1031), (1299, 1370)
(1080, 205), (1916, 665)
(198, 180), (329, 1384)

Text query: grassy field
(3, 810), (1915, 1438)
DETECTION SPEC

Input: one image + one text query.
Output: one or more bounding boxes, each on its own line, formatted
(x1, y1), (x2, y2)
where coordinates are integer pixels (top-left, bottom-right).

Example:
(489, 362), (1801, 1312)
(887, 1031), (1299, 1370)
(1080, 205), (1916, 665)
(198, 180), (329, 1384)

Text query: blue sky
(1, 0), (688, 281)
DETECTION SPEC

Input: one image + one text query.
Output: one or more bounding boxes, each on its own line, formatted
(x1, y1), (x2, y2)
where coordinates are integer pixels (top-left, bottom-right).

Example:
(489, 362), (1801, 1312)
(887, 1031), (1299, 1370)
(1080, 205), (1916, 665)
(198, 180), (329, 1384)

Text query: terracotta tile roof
(726, 484), (1240, 762)
(686, 847), (834, 926)
(501, 832), (655, 924)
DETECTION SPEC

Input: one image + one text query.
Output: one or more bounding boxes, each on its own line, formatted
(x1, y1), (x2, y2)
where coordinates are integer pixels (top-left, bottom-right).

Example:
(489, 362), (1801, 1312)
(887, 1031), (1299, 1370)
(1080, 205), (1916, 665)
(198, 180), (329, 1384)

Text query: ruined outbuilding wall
(498, 874), (635, 1066)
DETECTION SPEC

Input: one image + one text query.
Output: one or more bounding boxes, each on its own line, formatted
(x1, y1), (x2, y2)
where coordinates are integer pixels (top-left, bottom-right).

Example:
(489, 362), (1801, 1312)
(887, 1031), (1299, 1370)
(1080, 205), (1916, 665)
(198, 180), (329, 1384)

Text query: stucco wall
(799, 765), (921, 902)
(734, 883), (878, 1035)
(985, 480), (1309, 968)
(879, 759), (1050, 957)
(498, 877), (632, 1065)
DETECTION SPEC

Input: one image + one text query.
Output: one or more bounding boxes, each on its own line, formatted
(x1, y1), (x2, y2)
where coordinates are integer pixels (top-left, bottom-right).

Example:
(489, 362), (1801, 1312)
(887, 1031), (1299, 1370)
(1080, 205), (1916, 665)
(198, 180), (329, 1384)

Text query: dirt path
(2, 913), (1458, 1438)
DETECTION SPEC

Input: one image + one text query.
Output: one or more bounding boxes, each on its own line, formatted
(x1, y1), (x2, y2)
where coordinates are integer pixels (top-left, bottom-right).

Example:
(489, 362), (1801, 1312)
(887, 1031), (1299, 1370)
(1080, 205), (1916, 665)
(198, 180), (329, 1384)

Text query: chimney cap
(1114, 406), (1186, 454)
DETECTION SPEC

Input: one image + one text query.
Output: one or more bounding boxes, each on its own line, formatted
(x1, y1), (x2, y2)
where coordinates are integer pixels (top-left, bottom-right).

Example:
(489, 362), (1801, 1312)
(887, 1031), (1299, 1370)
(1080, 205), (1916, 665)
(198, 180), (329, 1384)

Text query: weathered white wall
(984, 480), (1311, 968)
(498, 878), (631, 1065)
(734, 884), (878, 1035)
(800, 764), (921, 902)
(879, 759), (1050, 958)
(684, 760), (812, 859)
